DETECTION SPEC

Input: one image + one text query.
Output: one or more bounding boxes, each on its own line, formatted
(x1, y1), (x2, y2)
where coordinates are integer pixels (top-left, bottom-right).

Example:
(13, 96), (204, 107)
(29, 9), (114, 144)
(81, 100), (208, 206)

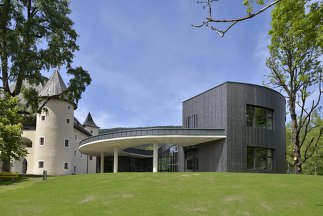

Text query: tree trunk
(290, 103), (302, 174)
(2, 159), (11, 172)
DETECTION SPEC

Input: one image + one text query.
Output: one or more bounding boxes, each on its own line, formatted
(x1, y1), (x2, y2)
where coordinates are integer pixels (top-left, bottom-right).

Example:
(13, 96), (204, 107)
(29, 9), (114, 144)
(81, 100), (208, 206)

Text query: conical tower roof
(83, 112), (99, 128)
(39, 70), (67, 97)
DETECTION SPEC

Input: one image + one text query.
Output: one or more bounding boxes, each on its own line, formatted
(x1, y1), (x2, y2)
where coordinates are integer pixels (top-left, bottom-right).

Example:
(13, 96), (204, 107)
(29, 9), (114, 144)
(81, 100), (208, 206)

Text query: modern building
(11, 71), (97, 175)
(79, 82), (286, 173)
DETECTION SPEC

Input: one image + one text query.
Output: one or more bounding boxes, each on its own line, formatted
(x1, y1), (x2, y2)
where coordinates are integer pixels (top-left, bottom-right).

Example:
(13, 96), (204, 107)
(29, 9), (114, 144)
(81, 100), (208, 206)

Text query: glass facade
(247, 147), (274, 170)
(158, 144), (179, 172)
(246, 105), (273, 130)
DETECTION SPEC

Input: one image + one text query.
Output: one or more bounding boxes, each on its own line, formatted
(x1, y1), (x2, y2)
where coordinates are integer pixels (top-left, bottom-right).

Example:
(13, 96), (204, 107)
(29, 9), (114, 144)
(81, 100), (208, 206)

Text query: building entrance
(185, 147), (198, 172)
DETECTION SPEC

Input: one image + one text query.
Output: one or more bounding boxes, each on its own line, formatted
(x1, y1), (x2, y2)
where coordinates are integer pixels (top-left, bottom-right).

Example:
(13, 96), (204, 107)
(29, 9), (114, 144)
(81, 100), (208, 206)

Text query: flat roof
(183, 81), (286, 103)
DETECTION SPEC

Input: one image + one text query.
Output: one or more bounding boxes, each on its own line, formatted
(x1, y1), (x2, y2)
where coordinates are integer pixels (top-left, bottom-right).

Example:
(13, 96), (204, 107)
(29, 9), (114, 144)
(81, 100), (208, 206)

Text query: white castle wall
(11, 100), (97, 175)
(12, 130), (36, 174)
(34, 99), (75, 175)
(72, 128), (96, 174)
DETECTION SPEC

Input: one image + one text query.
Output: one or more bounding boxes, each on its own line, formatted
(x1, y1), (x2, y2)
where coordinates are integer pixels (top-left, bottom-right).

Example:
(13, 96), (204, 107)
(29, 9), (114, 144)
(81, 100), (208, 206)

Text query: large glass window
(247, 147), (274, 170)
(246, 105), (273, 130)
(158, 145), (179, 172)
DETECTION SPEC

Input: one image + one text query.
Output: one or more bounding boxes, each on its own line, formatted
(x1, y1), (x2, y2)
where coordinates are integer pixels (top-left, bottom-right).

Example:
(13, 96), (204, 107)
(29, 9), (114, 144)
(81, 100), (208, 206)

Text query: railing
(79, 128), (225, 147)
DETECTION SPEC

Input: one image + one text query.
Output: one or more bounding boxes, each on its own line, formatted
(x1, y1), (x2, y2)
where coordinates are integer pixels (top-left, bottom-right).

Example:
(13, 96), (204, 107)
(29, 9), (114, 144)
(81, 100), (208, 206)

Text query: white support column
(100, 152), (104, 173)
(153, 143), (158, 173)
(113, 147), (118, 173)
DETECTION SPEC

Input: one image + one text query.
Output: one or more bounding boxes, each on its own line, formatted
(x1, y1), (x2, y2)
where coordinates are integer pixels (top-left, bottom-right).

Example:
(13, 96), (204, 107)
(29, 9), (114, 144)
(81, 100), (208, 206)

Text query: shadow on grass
(0, 175), (43, 186)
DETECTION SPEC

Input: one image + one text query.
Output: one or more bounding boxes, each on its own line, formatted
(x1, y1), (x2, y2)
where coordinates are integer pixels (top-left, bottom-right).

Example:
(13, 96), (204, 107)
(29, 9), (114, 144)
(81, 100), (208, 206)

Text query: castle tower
(83, 112), (100, 136)
(34, 71), (75, 175)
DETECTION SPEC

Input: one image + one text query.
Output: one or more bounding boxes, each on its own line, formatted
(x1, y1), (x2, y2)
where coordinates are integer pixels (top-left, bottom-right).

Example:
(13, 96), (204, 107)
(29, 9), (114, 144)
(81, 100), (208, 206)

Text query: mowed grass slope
(0, 173), (322, 216)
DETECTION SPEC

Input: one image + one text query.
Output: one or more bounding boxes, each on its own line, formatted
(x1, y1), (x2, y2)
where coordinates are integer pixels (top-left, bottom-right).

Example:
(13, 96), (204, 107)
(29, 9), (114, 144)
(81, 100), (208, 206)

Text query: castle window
(64, 162), (70, 170)
(246, 105), (273, 130)
(74, 150), (77, 156)
(38, 161), (44, 168)
(41, 115), (46, 121)
(64, 139), (69, 148)
(66, 118), (70, 124)
(90, 130), (93, 134)
(39, 137), (45, 146)
(75, 134), (77, 140)
(67, 105), (71, 109)
(247, 147), (274, 170)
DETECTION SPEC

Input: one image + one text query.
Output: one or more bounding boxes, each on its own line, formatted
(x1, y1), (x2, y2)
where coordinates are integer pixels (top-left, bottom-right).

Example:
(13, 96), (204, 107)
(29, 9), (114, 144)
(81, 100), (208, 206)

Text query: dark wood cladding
(183, 82), (286, 173)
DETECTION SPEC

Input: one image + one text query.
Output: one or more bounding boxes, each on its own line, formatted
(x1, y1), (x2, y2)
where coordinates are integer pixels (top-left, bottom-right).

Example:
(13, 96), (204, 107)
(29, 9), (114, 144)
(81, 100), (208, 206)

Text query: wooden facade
(183, 82), (286, 173)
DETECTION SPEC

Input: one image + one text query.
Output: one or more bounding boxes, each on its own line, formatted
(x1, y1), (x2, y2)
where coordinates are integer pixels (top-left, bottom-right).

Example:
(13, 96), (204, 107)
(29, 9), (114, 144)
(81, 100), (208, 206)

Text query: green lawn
(0, 173), (322, 216)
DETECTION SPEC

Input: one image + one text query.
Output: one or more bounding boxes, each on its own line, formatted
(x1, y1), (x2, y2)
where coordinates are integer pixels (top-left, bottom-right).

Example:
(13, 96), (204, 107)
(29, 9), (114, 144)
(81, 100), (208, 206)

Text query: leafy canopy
(0, 0), (91, 112)
(266, 0), (323, 173)
(0, 90), (27, 171)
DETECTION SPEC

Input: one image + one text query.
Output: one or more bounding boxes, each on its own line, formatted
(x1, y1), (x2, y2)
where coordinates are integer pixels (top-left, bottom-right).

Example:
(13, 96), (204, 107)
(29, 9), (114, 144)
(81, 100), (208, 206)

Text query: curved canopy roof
(78, 127), (226, 157)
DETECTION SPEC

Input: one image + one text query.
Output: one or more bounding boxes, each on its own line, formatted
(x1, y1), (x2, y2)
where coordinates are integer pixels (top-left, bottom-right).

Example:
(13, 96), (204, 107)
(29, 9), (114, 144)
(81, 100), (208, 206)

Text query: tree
(0, 90), (27, 172)
(0, 1), (91, 170)
(0, 0), (91, 113)
(193, 0), (282, 37)
(266, 0), (323, 174)
(286, 111), (323, 175)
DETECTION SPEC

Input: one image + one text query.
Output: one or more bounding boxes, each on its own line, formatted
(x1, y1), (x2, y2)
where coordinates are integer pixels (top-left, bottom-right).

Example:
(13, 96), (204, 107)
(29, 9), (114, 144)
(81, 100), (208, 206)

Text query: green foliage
(0, 0), (91, 112)
(267, 0), (322, 87)
(266, 0), (323, 173)
(66, 67), (91, 106)
(286, 111), (323, 175)
(243, 0), (265, 15)
(0, 91), (27, 171)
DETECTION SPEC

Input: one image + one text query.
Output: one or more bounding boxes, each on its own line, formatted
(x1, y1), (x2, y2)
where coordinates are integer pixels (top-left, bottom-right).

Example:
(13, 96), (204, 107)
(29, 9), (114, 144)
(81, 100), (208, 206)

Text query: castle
(12, 71), (98, 175)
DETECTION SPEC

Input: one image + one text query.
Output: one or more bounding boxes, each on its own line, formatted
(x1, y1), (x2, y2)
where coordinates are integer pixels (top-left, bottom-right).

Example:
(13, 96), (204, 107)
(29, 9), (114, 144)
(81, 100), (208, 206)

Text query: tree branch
(37, 90), (68, 113)
(193, 0), (283, 37)
(304, 127), (323, 163)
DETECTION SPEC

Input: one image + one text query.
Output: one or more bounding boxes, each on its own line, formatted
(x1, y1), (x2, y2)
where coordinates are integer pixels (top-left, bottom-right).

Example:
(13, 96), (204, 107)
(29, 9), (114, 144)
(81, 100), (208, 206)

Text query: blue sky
(67, 0), (273, 128)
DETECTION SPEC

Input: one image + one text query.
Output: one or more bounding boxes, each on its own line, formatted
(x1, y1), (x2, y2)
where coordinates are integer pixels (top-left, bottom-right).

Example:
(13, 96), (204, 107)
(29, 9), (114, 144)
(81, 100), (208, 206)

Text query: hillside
(0, 173), (322, 216)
